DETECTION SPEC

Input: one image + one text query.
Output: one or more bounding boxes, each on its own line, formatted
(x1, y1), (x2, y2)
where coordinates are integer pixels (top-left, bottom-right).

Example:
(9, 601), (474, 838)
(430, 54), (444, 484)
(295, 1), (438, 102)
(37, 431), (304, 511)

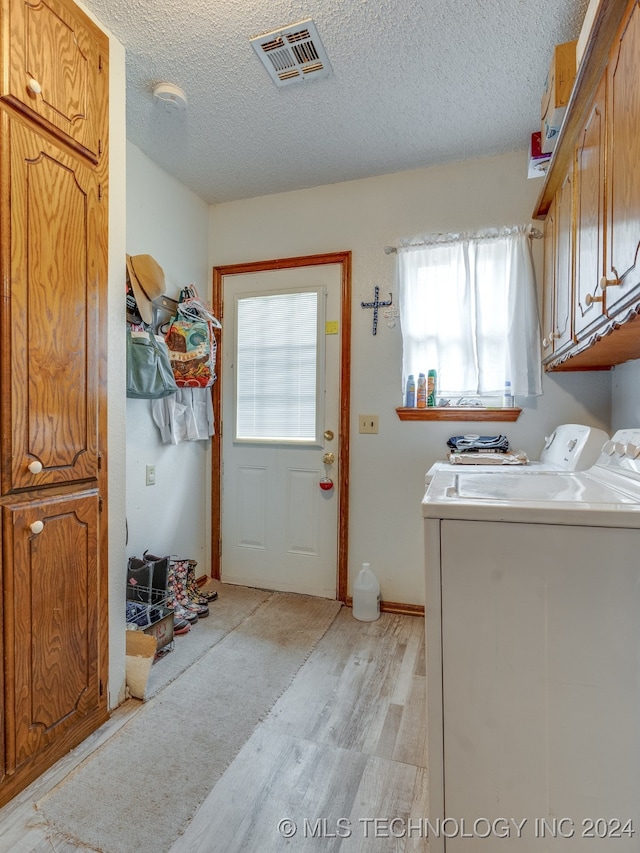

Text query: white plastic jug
(352, 563), (380, 622)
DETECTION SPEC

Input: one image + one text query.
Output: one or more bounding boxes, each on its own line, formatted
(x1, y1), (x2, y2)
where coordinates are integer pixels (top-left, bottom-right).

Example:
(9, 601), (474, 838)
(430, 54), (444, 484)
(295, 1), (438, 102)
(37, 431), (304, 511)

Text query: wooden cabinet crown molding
(533, 0), (631, 220)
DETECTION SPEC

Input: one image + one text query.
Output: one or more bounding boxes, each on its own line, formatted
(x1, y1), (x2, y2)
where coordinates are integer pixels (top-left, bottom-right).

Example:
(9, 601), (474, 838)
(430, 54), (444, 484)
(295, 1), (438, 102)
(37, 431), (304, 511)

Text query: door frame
(211, 251), (352, 601)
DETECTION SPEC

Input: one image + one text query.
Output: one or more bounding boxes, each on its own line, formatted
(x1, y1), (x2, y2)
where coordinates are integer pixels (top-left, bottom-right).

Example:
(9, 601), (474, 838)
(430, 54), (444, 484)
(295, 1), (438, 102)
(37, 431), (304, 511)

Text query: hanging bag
(164, 286), (220, 388)
(126, 327), (178, 399)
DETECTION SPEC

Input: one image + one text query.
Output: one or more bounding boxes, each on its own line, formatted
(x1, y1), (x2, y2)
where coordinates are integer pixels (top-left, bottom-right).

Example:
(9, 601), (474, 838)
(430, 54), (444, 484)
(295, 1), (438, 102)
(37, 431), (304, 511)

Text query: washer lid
(422, 468), (640, 527)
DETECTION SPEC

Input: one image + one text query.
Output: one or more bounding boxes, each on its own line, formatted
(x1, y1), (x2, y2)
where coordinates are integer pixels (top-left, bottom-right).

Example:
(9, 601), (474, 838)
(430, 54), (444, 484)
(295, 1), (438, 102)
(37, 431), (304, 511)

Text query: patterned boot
(173, 558), (209, 618)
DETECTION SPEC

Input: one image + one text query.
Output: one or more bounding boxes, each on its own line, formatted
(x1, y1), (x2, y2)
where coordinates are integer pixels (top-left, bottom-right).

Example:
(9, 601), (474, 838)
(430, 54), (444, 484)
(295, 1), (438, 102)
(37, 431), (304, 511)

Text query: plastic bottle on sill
(503, 380), (514, 408)
(427, 369), (437, 407)
(405, 374), (416, 407)
(352, 563), (380, 622)
(416, 373), (427, 408)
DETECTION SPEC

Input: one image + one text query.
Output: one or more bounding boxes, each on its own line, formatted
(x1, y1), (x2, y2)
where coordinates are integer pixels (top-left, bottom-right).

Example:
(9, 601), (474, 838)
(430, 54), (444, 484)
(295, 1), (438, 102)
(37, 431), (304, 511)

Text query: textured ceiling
(81, 0), (589, 205)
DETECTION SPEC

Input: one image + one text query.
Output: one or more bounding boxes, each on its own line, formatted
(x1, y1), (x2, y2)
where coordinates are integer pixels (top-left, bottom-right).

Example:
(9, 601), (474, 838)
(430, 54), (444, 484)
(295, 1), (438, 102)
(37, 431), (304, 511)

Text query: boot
(166, 558), (199, 625)
(185, 560), (217, 605)
(187, 560), (218, 602)
(172, 558), (209, 618)
(127, 557), (153, 604)
(142, 550), (170, 605)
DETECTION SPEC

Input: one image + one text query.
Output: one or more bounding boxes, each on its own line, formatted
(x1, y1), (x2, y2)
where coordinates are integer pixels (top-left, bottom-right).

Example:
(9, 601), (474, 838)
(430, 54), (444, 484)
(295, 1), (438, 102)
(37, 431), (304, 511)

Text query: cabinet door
(552, 169), (575, 355)
(0, 114), (101, 494)
(541, 197), (556, 360)
(604, 0), (640, 315)
(574, 76), (607, 341)
(1, 0), (107, 162)
(3, 490), (100, 772)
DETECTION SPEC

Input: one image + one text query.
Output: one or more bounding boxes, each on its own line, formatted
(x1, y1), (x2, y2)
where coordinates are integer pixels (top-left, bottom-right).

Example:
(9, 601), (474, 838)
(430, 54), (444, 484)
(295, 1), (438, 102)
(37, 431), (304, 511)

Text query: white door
(221, 265), (341, 598)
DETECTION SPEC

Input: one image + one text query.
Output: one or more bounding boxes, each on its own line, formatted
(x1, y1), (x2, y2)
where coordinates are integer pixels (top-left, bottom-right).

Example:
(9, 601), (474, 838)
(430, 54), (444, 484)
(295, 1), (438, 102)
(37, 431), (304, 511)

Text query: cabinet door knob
(28, 460), (43, 474)
(30, 520), (44, 535)
(600, 275), (621, 290)
(585, 293), (603, 306)
(27, 78), (42, 95)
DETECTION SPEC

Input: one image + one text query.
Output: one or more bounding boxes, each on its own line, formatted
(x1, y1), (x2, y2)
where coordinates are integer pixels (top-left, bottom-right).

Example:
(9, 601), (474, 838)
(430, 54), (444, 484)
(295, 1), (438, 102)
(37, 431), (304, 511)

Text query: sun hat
(126, 254), (166, 325)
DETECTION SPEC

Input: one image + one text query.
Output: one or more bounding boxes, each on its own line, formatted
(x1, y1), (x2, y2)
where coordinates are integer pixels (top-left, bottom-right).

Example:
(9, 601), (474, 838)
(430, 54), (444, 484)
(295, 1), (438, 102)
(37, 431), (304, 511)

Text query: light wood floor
(0, 605), (428, 853)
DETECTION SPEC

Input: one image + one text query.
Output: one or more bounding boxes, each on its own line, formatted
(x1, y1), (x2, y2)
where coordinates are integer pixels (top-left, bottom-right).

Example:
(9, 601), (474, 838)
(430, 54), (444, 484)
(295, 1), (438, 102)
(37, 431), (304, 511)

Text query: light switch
(146, 465), (156, 486)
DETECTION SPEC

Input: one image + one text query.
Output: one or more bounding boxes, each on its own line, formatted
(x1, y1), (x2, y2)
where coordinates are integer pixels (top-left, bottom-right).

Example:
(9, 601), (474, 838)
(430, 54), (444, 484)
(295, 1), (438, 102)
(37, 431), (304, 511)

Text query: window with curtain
(234, 288), (324, 443)
(398, 225), (542, 403)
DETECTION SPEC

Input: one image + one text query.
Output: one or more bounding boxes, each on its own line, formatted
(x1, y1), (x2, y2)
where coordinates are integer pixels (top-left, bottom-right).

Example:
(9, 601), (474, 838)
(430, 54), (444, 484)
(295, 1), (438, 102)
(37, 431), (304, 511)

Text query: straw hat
(126, 254), (166, 324)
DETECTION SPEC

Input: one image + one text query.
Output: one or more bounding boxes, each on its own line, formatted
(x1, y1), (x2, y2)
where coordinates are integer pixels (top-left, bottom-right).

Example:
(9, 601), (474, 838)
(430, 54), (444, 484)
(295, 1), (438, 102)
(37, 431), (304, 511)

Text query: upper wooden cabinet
(0, 0), (107, 163)
(603, 0), (640, 315)
(537, 0), (640, 371)
(574, 74), (607, 342)
(0, 114), (101, 495)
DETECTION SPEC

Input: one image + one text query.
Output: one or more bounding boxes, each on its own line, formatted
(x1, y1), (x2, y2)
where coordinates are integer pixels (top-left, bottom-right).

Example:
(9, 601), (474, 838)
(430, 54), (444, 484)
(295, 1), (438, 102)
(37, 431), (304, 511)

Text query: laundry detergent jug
(352, 563), (380, 621)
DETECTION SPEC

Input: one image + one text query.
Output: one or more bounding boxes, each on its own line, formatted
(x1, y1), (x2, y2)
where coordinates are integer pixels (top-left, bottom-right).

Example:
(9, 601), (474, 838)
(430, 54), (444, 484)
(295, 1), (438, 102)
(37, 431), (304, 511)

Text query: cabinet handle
(600, 275), (621, 290)
(28, 460), (43, 474)
(27, 78), (42, 95)
(585, 293), (603, 306)
(29, 520), (44, 535)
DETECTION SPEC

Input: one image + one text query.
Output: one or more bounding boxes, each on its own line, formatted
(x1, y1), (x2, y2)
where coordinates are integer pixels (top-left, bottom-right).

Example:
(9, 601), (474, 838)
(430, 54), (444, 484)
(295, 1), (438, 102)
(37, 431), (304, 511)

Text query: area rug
(145, 581), (271, 698)
(36, 592), (342, 853)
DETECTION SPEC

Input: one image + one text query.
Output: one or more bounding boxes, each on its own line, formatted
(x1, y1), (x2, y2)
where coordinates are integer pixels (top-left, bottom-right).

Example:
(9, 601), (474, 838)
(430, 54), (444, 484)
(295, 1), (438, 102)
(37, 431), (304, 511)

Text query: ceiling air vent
(250, 19), (333, 87)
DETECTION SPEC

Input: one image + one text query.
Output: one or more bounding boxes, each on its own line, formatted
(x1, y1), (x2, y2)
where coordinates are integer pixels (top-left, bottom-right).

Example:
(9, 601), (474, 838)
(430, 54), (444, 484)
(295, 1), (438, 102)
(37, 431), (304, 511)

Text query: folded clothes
(448, 450), (529, 465)
(446, 434), (510, 453)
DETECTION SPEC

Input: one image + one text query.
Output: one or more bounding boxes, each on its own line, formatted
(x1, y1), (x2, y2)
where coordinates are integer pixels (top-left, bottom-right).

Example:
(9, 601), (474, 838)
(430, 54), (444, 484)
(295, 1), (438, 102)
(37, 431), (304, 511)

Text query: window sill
(396, 406), (522, 422)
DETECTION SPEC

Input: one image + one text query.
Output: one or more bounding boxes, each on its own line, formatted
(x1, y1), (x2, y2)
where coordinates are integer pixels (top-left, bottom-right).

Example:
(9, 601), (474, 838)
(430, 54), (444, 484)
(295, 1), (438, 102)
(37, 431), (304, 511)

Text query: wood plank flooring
(0, 603), (428, 853)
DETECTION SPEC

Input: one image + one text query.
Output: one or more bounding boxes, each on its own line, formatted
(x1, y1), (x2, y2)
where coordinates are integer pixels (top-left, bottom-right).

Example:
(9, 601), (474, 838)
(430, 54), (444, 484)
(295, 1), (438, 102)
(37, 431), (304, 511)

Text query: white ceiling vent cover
(250, 19), (333, 87)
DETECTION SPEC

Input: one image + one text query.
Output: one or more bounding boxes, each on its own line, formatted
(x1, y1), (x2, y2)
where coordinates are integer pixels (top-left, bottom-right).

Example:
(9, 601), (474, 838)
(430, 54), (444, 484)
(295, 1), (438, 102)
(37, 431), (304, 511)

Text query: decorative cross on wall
(361, 286), (393, 335)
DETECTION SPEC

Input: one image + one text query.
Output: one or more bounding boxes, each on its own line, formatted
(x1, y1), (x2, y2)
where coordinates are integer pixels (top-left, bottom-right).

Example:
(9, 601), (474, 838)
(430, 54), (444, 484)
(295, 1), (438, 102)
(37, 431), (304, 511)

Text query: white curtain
(398, 225), (542, 398)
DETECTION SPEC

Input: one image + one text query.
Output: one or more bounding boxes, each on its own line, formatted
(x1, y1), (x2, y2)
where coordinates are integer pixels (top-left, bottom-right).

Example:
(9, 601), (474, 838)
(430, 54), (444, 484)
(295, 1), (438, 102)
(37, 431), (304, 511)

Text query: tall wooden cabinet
(0, 0), (109, 806)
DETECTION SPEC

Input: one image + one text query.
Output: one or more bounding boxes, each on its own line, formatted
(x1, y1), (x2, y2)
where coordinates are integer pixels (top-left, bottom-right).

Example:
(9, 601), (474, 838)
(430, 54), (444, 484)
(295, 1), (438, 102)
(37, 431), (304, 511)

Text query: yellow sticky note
(325, 321), (339, 335)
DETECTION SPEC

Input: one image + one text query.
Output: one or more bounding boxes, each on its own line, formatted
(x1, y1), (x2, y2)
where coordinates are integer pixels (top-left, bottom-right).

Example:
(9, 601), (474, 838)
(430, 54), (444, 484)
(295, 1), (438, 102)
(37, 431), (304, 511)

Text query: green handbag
(126, 328), (178, 399)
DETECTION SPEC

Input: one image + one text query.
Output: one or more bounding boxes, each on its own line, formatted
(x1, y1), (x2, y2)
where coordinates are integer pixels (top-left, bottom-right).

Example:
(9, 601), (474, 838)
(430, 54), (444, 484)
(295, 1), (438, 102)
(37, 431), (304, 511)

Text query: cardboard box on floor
(125, 630), (157, 700)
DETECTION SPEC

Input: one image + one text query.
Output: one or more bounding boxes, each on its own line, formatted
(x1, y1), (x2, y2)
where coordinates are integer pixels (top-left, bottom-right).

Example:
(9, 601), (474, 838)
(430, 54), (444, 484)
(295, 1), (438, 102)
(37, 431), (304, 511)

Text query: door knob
(323, 452), (335, 465)
(600, 275), (621, 290)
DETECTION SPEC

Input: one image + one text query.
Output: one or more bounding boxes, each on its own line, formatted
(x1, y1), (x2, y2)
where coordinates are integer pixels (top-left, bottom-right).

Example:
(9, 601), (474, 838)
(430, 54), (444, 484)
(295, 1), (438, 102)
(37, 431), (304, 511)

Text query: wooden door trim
(211, 251), (352, 602)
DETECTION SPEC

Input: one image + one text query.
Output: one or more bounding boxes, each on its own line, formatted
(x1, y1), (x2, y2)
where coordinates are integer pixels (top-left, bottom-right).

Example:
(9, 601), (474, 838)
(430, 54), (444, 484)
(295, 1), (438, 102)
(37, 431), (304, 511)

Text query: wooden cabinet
(1, 115), (101, 494)
(552, 169), (575, 355)
(574, 75), (607, 341)
(603, 0), (640, 315)
(0, 0), (107, 162)
(537, 0), (640, 371)
(0, 0), (108, 807)
(2, 490), (100, 776)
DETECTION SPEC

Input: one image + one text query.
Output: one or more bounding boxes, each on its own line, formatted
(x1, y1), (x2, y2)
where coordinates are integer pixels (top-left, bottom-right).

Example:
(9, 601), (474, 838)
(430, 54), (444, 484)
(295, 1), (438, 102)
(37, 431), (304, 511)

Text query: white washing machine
(422, 429), (640, 853)
(425, 423), (609, 484)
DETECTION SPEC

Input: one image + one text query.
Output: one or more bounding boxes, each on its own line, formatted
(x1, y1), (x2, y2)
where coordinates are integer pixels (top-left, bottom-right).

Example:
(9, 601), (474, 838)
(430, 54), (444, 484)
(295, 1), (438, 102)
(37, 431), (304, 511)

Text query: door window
(234, 287), (325, 444)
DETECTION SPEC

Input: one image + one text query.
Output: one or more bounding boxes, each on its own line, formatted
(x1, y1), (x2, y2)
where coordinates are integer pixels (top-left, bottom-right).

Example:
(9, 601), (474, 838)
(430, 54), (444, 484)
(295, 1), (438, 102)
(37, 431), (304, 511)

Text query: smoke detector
(250, 19), (332, 87)
(152, 82), (188, 111)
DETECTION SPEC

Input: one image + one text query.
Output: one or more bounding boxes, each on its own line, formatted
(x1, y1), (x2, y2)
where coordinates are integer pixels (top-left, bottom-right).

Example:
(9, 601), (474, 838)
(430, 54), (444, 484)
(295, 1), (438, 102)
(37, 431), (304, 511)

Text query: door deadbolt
(324, 430), (334, 441)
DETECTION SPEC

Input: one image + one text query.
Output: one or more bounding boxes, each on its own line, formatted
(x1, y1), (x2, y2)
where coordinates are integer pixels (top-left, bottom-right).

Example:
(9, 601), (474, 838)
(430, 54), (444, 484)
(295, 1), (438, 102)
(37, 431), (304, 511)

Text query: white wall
(126, 143), (211, 576)
(612, 359), (640, 429)
(209, 151), (612, 606)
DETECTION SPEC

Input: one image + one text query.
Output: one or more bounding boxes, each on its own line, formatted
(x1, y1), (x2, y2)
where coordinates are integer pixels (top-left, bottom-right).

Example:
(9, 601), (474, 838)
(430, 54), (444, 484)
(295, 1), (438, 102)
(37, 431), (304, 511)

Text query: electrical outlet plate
(359, 415), (379, 434)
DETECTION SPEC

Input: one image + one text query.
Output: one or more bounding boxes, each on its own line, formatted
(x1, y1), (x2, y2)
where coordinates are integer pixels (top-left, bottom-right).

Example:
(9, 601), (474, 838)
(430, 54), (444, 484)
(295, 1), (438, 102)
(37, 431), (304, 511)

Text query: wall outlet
(359, 415), (379, 434)
(145, 464), (156, 486)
